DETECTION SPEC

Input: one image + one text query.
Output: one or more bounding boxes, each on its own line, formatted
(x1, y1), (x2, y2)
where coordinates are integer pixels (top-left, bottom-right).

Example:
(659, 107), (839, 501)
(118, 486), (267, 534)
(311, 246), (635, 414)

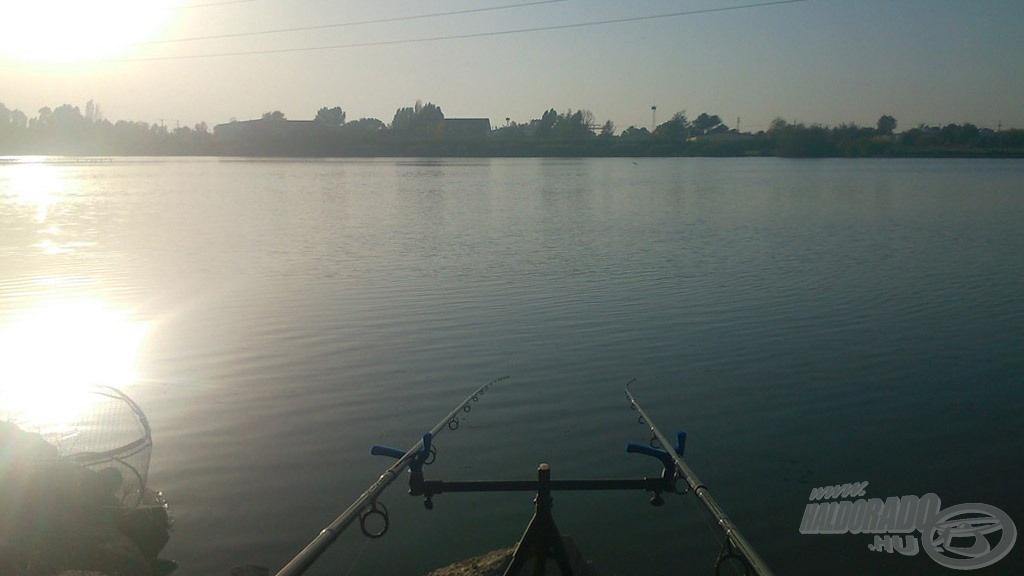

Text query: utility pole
(651, 105), (657, 132)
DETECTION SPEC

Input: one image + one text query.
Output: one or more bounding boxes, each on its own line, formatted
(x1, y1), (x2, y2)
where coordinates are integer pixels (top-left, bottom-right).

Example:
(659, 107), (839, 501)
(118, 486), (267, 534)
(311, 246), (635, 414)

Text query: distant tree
(937, 122), (980, 146)
(691, 113), (723, 135)
(0, 103), (28, 130)
(552, 109), (594, 140)
(876, 114), (897, 135)
(771, 122), (837, 157)
(1000, 128), (1024, 148)
(419, 102), (444, 128)
(341, 117), (385, 135)
(619, 125), (650, 139)
(391, 106), (414, 131)
(492, 121), (526, 140)
(11, 108), (28, 129)
(315, 106), (346, 126)
(33, 106), (54, 129)
(44, 104), (90, 151)
(654, 110), (689, 140)
(768, 117), (790, 133)
(0, 103), (28, 152)
(261, 110), (286, 121)
(52, 104), (84, 126)
(535, 109), (558, 139)
(961, 123), (980, 143)
(578, 109), (596, 132)
(391, 100), (444, 136)
(85, 99), (103, 123)
(599, 120), (615, 137)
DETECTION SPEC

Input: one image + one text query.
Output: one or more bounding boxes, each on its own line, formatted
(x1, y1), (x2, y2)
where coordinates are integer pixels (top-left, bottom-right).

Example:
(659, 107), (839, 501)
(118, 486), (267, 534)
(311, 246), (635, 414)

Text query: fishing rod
(276, 375), (508, 576)
(625, 379), (775, 576)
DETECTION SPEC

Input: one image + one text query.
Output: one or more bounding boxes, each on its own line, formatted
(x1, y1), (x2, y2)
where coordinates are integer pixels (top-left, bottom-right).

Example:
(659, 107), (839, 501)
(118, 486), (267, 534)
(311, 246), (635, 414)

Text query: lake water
(1, 157), (1022, 575)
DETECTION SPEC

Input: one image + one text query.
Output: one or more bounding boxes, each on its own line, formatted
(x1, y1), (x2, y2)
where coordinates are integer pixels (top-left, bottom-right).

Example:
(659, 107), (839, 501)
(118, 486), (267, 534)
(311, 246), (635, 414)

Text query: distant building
(214, 118), (325, 141)
(443, 118), (491, 140)
(214, 117), (332, 155)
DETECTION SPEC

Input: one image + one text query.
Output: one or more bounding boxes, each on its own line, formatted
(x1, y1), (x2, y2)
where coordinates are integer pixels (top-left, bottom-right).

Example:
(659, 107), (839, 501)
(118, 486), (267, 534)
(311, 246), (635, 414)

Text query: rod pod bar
(624, 380), (775, 576)
(276, 375), (509, 576)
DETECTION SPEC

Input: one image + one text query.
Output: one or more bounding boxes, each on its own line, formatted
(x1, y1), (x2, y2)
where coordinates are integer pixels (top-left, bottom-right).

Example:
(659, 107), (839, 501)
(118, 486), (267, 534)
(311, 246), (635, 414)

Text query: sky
(1, 0), (1022, 133)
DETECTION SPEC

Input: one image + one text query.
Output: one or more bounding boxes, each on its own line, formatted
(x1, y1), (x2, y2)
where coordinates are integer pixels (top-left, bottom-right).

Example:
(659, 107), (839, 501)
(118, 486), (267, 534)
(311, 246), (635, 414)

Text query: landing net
(2, 386), (153, 509)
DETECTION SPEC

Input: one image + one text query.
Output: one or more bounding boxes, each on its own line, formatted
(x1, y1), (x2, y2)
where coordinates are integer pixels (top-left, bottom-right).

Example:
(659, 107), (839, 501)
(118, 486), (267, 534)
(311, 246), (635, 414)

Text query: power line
(156, 0), (569, 44)
(123, 0), (811, 62)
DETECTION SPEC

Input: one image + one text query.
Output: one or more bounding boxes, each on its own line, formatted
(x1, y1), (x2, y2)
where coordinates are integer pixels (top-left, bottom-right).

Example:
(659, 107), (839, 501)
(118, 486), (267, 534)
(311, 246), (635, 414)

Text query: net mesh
(5, 386), (153, 510)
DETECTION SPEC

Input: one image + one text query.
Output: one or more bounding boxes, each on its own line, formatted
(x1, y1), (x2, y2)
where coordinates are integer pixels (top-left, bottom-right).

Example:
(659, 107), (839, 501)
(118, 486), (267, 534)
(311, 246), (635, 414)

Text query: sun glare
(0, 1), (180, 63)
(0, 299), (147, 431)
(1, 159), (72, 223)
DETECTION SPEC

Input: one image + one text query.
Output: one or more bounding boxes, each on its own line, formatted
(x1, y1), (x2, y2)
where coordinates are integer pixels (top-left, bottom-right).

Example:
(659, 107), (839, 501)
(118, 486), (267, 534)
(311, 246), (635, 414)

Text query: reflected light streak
(0, 160), (71, 223)
(0, 299), (148, 433)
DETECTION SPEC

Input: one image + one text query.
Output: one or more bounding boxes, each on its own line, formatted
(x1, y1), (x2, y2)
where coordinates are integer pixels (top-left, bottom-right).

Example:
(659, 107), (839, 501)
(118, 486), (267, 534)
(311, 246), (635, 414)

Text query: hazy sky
(2, 0), (1022, 132)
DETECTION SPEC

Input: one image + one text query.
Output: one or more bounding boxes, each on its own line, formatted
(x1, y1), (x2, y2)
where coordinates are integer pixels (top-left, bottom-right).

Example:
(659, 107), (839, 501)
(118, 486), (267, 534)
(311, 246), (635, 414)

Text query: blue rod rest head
(626, 442), (673, 470)
(675, 431), (686, 456)
(413, 432), (434, 467)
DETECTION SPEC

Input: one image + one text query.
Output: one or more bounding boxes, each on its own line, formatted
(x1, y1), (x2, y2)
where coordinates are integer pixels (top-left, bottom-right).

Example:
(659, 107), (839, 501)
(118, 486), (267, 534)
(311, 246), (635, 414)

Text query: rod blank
(624, 380), (775, 576)
(276, 376), (507, 576)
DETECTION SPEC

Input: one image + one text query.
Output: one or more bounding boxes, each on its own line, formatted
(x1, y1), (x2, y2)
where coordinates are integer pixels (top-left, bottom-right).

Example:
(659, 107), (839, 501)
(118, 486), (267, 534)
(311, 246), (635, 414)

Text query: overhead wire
(123, 0), (811, 62)
(154, 0), (570, 44)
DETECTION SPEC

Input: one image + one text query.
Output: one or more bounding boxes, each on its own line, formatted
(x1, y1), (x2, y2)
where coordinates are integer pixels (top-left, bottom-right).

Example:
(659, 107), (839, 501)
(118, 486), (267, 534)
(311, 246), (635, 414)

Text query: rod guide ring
(359, 501), (389, 539)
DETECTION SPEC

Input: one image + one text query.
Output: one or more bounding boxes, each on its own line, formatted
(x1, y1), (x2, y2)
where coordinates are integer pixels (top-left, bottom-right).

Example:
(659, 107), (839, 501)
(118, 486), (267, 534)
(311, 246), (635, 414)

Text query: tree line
(2, 100), (1022, 158)
(1, 101), (215, 156)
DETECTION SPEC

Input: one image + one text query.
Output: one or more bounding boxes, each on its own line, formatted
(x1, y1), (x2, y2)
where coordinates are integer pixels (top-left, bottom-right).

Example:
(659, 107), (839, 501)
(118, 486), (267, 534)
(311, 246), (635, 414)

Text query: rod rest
(626, 430), (685, 480)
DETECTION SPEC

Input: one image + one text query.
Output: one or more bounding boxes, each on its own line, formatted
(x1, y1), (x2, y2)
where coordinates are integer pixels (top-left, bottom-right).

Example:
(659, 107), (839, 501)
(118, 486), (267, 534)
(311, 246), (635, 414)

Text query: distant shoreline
(4, 103), (1022, 159)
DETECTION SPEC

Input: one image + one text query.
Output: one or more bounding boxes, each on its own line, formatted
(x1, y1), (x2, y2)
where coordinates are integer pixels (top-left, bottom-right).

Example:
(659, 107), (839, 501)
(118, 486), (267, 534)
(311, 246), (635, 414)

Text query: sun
(0, 0), (180, 63)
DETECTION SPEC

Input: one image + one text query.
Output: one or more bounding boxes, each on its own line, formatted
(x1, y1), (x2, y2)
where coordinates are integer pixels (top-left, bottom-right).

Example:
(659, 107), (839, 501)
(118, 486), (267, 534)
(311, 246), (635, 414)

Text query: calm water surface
(1, 157), (1022, 575)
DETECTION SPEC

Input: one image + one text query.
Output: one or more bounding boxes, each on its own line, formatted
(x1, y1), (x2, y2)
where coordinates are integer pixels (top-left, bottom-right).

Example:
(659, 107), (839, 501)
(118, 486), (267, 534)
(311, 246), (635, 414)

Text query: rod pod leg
(503, 464), (576, 576)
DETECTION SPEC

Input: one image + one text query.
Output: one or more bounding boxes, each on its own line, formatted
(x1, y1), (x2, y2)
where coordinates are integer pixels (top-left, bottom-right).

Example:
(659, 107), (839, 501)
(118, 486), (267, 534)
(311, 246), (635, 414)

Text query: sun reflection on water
(0, 299), (148, 434)
(0, 158), (92, 256)
(0, 158), (72, 223)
